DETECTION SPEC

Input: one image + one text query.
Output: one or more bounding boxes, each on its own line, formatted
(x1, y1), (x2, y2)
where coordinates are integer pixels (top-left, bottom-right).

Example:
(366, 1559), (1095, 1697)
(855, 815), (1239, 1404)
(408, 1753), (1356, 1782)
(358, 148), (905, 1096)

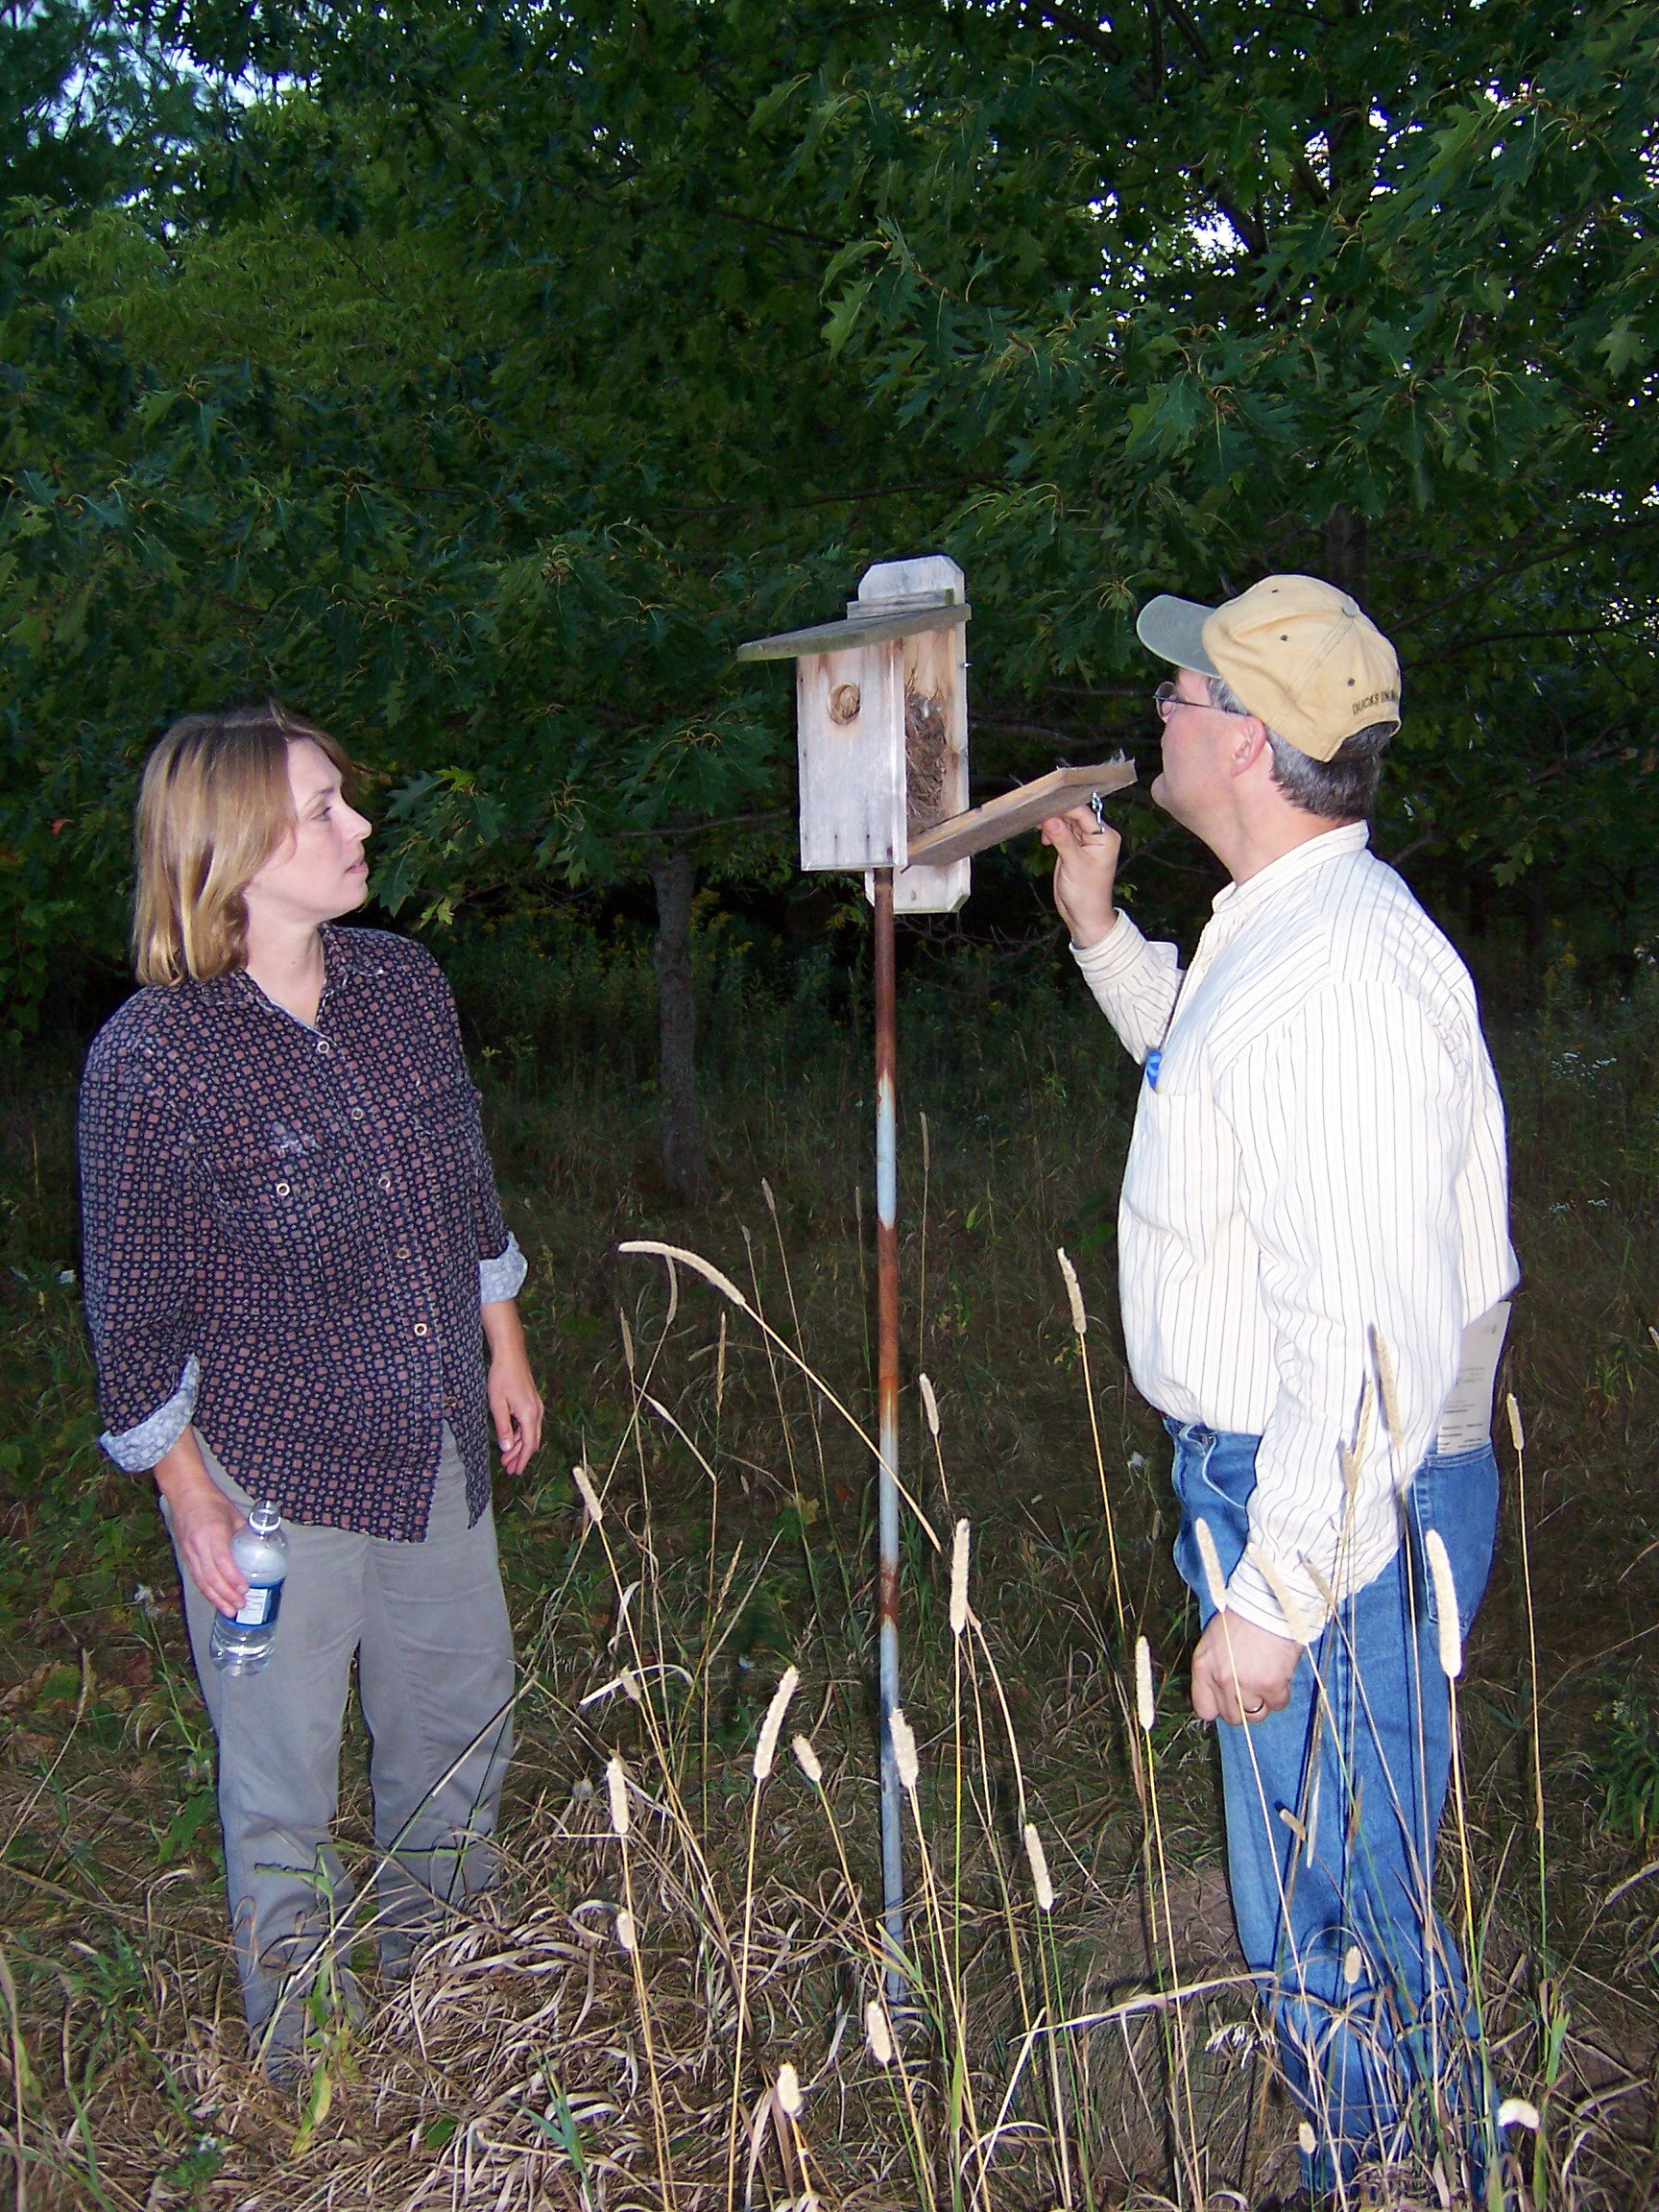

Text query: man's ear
(1228, 716), (1272, 778)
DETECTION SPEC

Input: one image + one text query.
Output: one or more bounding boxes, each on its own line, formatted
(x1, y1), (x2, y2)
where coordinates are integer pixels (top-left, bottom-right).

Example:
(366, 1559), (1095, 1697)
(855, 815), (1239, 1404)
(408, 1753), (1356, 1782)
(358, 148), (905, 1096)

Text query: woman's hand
(483, 1299), (544, 1475)
(153, 1433), (248, 1615)
(1041, 805), (1123, 949)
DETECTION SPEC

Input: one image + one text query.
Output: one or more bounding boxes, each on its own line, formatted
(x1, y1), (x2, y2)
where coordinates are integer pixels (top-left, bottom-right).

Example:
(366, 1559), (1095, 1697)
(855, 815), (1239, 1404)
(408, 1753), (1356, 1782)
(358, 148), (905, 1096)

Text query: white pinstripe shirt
(1073, 824), (1518, 1641)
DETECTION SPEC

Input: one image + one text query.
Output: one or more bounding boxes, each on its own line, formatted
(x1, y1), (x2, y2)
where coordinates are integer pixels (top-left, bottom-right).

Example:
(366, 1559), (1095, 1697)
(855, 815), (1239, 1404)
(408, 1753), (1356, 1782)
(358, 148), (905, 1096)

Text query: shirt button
(378, 1173), (393, 1191)
(275, 1181), (291, 1197)
(315, 1039), (331, 1056)
(396, 1246), (411, 1261)
(414, 1322), (429, 1337)
(349, 1107), (365, 1121)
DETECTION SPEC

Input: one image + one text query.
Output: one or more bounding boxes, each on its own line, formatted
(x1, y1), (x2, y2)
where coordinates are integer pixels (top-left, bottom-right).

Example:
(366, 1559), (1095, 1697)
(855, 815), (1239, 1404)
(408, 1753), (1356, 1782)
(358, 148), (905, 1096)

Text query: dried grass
(4, 942), (1659, 2207)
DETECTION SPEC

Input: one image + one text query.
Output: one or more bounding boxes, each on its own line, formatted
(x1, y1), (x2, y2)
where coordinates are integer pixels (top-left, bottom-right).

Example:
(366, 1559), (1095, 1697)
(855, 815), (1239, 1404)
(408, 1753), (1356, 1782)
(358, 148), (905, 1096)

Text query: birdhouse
(737, 555), (974, 913)
(738, 555), (1136, 912)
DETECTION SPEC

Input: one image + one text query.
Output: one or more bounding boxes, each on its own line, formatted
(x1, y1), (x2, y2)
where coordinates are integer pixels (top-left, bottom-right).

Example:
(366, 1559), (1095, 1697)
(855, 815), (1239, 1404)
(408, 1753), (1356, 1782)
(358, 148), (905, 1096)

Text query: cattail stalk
(1057, 1246), (1125, 1642)
(1132, 1631), (1203, 2205)
(606, 1752), (674, 2209)
(1507, 1389), (1549, 1946)
(1426, 1523), (1487, 2154)
(793, 1733), (936, 2208)
(950, 1520), (971, 1636)
(729, 1666), (799, 2209)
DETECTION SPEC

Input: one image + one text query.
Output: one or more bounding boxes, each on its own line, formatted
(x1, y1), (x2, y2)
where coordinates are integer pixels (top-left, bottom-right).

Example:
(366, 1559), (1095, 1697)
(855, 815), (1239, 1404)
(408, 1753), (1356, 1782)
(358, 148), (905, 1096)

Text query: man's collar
(1211, 822), (1370, 916)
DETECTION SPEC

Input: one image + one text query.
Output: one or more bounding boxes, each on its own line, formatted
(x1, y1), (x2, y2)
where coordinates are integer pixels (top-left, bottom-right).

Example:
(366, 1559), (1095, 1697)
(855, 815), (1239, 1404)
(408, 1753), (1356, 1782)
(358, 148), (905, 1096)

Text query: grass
(2, 913), (1658, 2207)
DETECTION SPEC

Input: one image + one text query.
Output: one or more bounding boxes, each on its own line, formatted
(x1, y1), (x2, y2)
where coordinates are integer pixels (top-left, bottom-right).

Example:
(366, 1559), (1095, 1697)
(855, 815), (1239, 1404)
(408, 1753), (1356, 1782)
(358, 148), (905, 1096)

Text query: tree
(800, 0), (1659, 943)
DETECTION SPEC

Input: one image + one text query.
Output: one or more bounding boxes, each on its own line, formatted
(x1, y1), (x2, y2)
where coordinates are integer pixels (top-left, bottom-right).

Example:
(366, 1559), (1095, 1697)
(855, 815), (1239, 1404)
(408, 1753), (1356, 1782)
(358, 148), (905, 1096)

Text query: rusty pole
(873, 865), (904, 1990)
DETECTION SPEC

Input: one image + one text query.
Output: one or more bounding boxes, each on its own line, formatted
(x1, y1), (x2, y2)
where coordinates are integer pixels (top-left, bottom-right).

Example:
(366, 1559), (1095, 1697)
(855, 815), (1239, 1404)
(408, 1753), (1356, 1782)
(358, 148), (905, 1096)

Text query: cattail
(1193, 1517), (1229, 1612)
(1338, 1440), (1361, 1503)
(1506, 1393), (1526, 1455)
(1057, 1246), (1088, 1338)
(1298, 2121), (1317, 2157)
(618, 1308), (636, 1373)
(865, 1999), (894, 2066)
(615, 1239), (753, 1313)
(615, 1907), (637, 1954)
(918, 1372), (940, 1438)
(606, 1754), (630, 1837)
(775, 2061), (803, 2118)
(1425, 1529), (1462, 1679)
(791, 1733), (823, 1786)
(1371, 1328), (1403, 1442)
(762, 1176), (778, 1216)
(949, 1520), (971, 1636)
(753, 1666), (800, 1782)
(1303, 1554), (1338, 1613)
(715, 1310), (728, 1417)
(1343, 1944), (1362, 1987)
(889, 1708), (920, 1791)
(572, 1463), (604, 1526)
(1353, 1378), (1375, 1470)
(1022, 1821), (1055, 1911)
(1498, 2097), (1541, 2130)
(1135, 1636), (1155, 1731)
(1244, 1542), (1315, 1645)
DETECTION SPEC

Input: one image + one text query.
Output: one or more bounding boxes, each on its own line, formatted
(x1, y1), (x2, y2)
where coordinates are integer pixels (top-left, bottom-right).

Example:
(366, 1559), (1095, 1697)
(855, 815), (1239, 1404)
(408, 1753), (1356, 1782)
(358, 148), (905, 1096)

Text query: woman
(80, 702), (542, 2077)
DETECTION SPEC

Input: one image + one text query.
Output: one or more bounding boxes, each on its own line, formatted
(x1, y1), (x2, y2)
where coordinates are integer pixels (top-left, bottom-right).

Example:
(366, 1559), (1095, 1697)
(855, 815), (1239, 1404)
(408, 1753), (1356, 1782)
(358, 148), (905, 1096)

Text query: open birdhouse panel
(879, 569), (971, 913)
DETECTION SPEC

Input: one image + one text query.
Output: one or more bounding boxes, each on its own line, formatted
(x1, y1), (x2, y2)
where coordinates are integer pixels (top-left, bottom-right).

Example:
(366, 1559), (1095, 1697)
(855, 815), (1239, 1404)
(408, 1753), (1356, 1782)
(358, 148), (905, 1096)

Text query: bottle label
(231, 1581), (282, 1630)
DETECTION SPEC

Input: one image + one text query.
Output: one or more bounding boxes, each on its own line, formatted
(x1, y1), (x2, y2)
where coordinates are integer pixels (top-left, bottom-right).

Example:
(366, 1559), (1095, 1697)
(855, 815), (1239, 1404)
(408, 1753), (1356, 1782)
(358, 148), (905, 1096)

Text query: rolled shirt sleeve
(479, 1231), (527, 1305)
(1214, 981), (1469, 1639)
(1071, 912), (1184, 1066)
(79, 1040), (202, 1471)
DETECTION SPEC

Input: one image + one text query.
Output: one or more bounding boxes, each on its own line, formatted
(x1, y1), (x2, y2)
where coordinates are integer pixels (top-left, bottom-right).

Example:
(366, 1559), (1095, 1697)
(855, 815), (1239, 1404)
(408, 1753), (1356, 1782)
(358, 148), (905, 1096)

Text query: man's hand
(153, 1432), (248, 1616)
(1190, 1612), (1303, 1726)
(1040, 805), (1122, 949)
(483, 1299), (544, 1475)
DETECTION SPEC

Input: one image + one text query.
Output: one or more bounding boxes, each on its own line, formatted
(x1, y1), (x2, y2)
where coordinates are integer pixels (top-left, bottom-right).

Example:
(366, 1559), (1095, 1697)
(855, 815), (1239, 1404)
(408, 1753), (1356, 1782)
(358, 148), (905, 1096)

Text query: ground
(3, 924), (1657, 2207)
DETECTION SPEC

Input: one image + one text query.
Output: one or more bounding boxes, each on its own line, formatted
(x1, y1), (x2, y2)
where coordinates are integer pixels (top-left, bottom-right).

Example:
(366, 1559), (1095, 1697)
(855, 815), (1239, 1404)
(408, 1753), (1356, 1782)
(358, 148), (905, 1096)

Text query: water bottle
(209, 1503), (289, 1675)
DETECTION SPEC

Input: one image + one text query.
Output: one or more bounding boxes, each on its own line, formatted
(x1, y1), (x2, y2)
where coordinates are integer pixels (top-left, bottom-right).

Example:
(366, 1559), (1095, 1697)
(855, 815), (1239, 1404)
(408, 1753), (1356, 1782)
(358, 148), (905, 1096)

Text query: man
(1043, 575), (1518, 2193)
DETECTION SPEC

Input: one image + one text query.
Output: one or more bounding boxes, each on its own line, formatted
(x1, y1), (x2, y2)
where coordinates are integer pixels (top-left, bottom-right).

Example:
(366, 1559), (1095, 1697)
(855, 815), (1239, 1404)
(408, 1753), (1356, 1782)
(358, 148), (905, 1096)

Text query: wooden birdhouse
(738, 555), (974, 913)
(738, 555), (1135, 912)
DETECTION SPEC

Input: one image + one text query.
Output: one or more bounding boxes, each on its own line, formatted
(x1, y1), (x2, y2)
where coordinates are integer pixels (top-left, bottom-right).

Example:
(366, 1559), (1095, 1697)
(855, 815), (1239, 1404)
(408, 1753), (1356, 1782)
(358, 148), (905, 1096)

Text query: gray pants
(170, 1427), (515, 2036)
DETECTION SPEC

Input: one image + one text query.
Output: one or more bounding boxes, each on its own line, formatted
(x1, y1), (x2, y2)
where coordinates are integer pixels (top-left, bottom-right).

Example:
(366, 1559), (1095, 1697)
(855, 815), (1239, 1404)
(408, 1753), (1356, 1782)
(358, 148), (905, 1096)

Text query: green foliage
(2, 0), (1657, 1032)
(1592, 1687), (1659, 1842)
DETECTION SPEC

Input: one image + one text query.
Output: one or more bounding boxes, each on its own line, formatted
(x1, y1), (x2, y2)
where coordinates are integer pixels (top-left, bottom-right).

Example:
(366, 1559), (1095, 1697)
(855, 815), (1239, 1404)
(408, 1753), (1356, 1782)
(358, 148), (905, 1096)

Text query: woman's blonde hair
(132, 702), (353, 986)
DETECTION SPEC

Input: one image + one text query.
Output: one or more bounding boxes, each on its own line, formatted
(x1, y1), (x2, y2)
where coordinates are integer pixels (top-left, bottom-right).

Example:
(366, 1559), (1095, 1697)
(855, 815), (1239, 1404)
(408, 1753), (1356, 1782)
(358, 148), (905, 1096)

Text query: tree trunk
(1321, 505), (1370, 603)
(650, 851), (705, 1207)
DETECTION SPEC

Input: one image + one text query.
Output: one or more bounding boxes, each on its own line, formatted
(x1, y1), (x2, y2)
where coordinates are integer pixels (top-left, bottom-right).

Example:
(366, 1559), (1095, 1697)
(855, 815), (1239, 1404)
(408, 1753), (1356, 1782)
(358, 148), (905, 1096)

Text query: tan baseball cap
(1136, 574), (1401, 762)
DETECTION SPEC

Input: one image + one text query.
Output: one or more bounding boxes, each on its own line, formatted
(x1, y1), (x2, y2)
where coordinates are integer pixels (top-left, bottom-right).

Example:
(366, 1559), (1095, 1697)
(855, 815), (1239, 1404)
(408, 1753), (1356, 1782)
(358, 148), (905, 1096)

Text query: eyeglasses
(1153, 679), (1245, 722)
(1154, 679), (1200, 721)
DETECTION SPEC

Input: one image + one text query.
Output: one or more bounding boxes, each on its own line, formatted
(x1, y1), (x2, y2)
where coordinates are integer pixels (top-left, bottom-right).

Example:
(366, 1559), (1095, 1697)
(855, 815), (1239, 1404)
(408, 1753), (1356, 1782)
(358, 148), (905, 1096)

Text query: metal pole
(873, 866), (904, 1995)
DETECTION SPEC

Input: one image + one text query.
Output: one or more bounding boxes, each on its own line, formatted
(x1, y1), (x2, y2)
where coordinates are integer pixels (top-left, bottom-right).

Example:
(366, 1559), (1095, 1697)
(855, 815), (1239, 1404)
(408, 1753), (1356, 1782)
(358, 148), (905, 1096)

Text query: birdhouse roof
(736, 598), (970, 662)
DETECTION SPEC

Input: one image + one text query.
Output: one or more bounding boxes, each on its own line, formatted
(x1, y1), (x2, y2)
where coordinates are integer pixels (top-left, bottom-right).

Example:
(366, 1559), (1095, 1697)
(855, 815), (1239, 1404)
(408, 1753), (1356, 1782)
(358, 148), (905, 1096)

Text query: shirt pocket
(208, 1145), (369, 1307)
(409, 1081), (488, 1184)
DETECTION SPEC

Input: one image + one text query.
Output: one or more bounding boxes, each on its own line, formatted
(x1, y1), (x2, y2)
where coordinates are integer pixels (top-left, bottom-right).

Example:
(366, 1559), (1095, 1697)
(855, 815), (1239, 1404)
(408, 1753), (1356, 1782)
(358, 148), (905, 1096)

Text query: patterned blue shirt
(79, 926), (526, 1539)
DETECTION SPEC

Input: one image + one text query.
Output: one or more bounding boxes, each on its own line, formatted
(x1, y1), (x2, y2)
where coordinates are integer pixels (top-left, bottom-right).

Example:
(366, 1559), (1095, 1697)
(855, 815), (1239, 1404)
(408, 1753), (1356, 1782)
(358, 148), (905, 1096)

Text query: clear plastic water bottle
(209, 1503), (289, 1675)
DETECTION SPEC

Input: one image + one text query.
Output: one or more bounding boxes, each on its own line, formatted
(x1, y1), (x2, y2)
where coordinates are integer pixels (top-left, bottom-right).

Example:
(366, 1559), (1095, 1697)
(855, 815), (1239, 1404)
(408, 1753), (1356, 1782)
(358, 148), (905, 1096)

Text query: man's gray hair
(1207, 674), (1393, 821)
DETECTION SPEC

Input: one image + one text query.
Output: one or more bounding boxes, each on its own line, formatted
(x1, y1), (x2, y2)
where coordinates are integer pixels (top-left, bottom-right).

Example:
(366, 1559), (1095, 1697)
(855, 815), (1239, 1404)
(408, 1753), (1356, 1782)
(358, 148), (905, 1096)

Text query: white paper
(1434, 1301), (1512, 1455)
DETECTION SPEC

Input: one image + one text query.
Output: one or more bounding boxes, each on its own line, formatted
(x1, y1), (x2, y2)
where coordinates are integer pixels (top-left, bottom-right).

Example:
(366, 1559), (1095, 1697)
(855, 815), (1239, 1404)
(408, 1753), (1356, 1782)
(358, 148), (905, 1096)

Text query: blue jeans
(1168, 1419), (1500, 2193)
